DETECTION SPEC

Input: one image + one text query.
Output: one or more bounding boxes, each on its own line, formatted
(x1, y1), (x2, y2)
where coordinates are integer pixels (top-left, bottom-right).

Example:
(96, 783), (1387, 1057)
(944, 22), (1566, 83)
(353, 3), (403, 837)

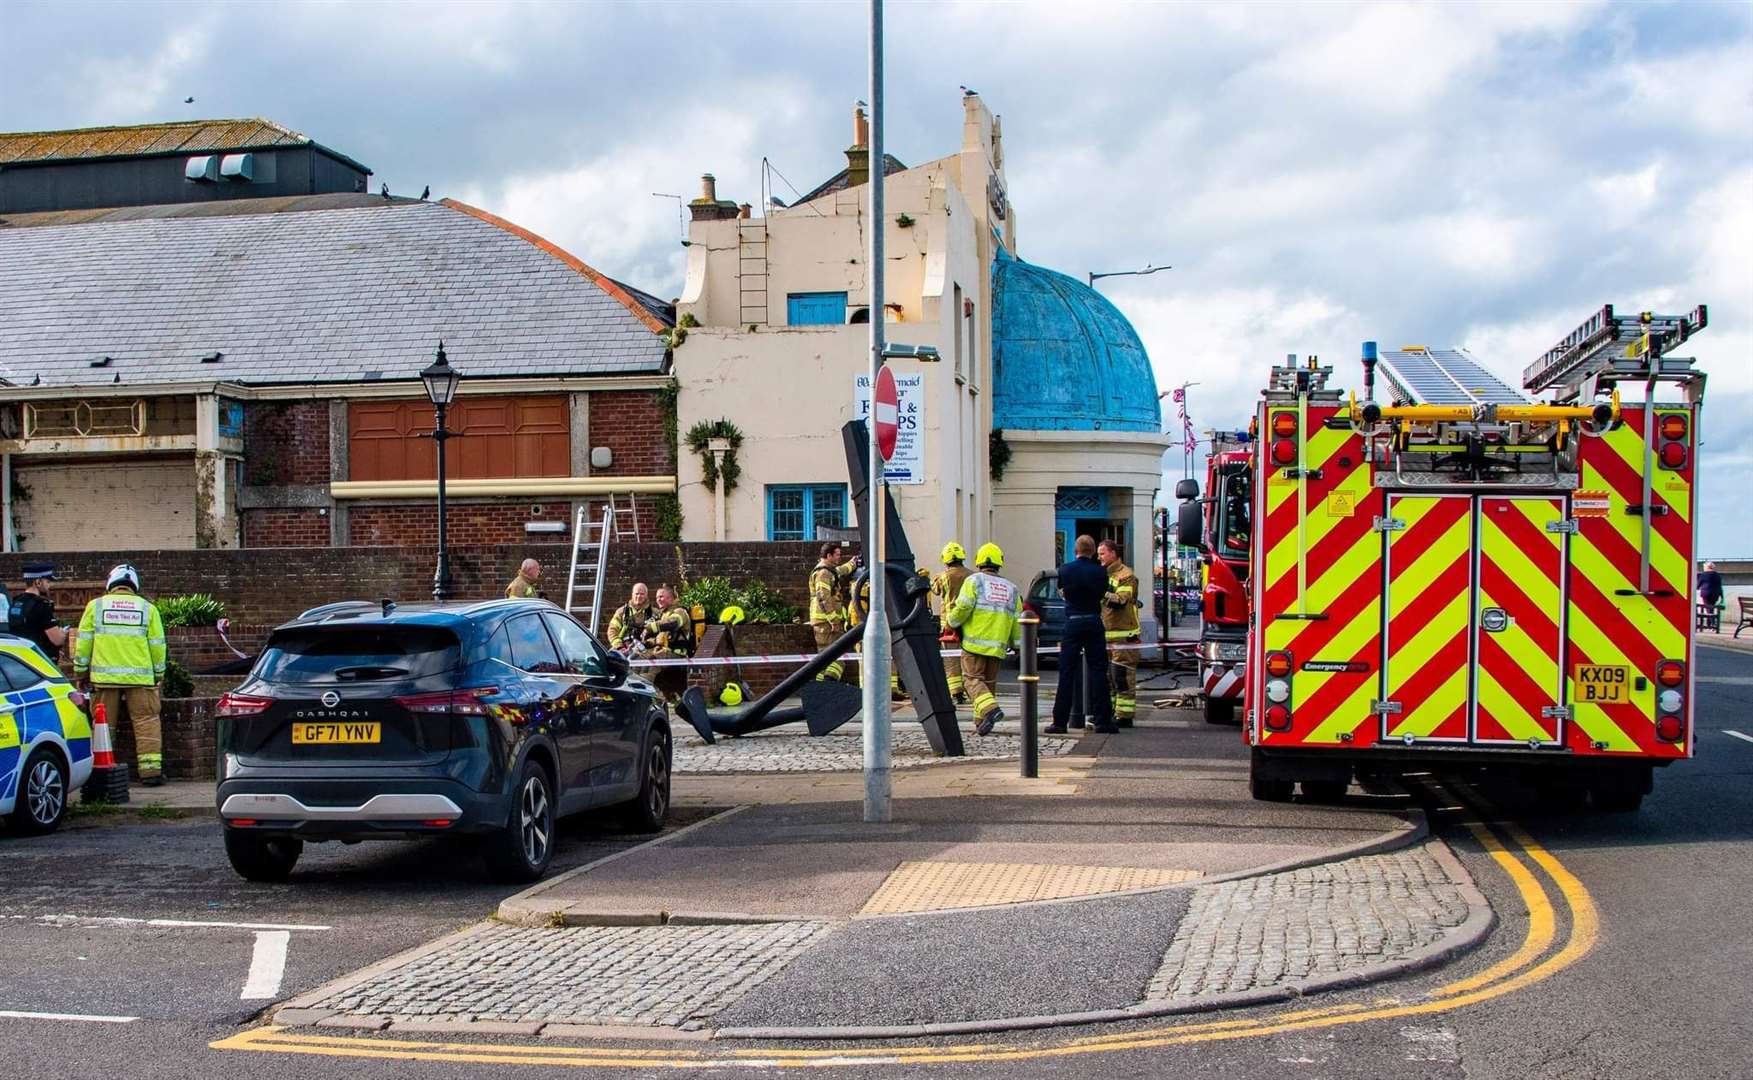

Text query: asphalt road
(4, 645), (1751, 1079)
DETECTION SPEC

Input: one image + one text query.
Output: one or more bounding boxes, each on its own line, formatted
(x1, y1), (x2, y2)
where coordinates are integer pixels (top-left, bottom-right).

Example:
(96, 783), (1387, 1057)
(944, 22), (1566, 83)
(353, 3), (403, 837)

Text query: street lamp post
(422, 342), (462, 601)
(1088, 264), (1170, 288)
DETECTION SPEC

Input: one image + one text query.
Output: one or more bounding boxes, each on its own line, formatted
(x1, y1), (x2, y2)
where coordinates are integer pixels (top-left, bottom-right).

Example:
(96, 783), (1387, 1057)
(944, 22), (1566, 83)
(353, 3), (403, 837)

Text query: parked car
(0, 635), (92, 836)
(213, 598), (671, 883)
(1023, 571), (1066, 664)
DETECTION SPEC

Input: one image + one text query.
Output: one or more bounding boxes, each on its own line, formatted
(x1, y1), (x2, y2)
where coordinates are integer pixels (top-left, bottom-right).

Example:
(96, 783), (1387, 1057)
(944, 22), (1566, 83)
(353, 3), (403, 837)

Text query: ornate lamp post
(421, 342), (462, 601)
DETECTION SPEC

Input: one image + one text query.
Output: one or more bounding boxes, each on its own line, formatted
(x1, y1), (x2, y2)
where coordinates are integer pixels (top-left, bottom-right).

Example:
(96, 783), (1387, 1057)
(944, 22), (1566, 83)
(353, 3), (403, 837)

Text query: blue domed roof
(991, 254), (1161, 432)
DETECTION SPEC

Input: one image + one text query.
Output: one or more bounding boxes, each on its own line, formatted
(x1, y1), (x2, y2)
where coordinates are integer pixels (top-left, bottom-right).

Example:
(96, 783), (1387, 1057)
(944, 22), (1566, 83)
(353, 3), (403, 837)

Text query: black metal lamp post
(421, 342), (462, 601)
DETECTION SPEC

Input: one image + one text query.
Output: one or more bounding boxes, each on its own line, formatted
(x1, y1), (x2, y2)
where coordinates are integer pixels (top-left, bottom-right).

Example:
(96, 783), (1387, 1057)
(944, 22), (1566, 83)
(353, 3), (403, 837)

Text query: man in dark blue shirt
(1047, 535), (1117, 733)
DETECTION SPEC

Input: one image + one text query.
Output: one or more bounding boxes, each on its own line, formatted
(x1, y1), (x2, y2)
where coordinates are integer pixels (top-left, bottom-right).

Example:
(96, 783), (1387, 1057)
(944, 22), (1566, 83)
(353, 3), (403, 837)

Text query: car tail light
(1264, 705), (1291, 731)
(229, 818), (259, 827)
(420, 819), (454, 828)
(216, 692), (272, 718)
(1656, 412), (1689, 470)
(1271, 439), (1297, 466)
(1655, 714), (1684, 743)
(396, 687), (497, 716)
(1655, 660), (1685, 688)
(1265, 651), (1293, 678)
(1271, 412), (1298, 438)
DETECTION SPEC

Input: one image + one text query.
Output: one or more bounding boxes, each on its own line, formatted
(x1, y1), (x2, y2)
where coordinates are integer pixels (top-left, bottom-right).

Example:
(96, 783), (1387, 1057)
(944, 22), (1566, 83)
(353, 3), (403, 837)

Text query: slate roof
(0, 193), (670, 389)
(794, 154), (908, 206)
(0, 118), (370, 173)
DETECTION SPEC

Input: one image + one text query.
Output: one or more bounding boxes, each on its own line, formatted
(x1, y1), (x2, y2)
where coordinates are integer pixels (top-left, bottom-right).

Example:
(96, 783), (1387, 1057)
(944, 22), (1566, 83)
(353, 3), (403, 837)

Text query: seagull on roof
(380, 183), (390, 199)
(960, 85), (977, 96)
(420, 186), (430, 201)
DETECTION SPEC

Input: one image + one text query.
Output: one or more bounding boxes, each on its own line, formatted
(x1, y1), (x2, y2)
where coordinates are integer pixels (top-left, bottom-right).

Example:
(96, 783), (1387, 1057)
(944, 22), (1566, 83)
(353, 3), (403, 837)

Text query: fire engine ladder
(738, 219), (769, 326)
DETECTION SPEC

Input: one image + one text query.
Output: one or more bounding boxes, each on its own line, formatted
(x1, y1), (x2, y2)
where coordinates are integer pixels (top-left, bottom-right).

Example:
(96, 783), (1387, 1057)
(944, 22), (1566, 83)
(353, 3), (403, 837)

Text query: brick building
(0, 119), (678, 552)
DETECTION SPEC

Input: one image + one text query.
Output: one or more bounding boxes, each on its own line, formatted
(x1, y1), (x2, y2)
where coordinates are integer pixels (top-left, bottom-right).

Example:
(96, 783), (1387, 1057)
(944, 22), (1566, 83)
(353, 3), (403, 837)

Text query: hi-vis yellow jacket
(945, 572), (1023, 659)
(73, 589), (167, 687)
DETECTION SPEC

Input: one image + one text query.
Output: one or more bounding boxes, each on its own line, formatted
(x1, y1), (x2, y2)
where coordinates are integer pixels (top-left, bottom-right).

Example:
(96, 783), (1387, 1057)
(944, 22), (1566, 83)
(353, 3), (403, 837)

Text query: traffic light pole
(862, 0), (891, 825)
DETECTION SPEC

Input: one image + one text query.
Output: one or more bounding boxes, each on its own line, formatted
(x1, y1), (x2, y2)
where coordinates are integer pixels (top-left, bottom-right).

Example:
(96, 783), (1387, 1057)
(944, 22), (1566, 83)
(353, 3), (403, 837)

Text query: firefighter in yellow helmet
(641, 584), (695, 702)
(73, 564), (167, 785)
(807, 541), (855, 681)
(931, 542), (972, 703)
(1097, 539), (1142, 726)
(945, 543), (1022, 736)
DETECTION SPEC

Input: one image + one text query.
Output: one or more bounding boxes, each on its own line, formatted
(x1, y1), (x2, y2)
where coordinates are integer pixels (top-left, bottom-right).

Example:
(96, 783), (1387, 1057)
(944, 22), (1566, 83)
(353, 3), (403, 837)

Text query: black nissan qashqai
(213, 598), (671, 883)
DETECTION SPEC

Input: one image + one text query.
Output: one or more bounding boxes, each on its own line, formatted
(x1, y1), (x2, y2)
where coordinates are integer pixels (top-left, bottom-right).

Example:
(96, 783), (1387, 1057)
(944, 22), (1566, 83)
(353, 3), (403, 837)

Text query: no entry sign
(873, 364), (899, 461)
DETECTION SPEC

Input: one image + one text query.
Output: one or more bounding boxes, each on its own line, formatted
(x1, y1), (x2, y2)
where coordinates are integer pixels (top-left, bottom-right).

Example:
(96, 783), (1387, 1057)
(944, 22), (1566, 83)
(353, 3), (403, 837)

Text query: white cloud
(77, 26), (212, 122)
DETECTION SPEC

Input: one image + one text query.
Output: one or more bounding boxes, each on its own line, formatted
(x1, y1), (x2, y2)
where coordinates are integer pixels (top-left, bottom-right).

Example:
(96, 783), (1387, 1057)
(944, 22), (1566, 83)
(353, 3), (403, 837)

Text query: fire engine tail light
(1271, 439), (1297, 466)
(1655, 660), (1685, 688)
(1658, 414), (1688, 440)
(1655, 714), (1684, 743)
(1264, 705), (1292, 731)
(1264, 651), (1293, 678)
(1656, 412), (1689, 470)
(1271, 412), (1298, 438)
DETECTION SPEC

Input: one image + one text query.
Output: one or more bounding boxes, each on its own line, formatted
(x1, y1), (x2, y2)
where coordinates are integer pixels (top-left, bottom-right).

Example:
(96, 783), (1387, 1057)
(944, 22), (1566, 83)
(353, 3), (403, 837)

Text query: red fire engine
(1176, 431), (1253, 723)
(1238, 306), (1706, 810)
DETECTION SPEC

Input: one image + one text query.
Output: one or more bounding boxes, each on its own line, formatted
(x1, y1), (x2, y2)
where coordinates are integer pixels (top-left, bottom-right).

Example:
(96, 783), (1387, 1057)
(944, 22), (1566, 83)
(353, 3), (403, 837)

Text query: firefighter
(931, 542), (972, 703)
(642, 584), (695, 702)
(1097, 539), (1141, 726)
(945, 543), (1022, 736)
(73, 564), (167, 786)
(849, 572), (906, 699)
(606, 582), (657, 652)
(505, 558), (542, 599)
(808, 541), (855, 681)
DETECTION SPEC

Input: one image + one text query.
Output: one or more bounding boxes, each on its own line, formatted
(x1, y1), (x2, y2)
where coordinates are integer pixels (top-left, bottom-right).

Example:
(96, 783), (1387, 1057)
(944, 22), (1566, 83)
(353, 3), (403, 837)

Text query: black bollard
(1019, 614), (1039, 779)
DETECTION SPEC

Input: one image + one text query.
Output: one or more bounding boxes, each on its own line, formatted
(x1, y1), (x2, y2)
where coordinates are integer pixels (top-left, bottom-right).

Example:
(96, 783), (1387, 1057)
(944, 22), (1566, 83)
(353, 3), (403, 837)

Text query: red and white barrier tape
(625, 640), (1171, 669)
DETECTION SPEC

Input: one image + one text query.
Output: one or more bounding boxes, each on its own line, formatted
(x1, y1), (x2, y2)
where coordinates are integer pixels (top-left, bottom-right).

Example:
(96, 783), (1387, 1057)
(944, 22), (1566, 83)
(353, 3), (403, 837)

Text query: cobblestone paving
(302, 921), (831, 1029)
(1145, 843), (1471, 1000)
(675, 726), (1077, 773)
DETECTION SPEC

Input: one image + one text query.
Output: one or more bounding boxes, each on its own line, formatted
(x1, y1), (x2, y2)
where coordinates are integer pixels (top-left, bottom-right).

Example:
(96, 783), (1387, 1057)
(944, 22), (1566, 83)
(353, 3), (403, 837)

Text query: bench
(1738, 596), (1753, 639)
(1698, 603), (1720, 633)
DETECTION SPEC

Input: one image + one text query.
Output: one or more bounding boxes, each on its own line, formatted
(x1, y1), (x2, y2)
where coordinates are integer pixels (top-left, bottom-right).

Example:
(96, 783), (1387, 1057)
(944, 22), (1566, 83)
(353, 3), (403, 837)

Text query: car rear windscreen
(253, 626), (462, 685)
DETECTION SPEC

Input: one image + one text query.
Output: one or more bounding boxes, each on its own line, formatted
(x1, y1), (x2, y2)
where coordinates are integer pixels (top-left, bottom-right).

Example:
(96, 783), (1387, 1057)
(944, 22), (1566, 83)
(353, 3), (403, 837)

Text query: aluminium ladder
(564, 496), (642, 634)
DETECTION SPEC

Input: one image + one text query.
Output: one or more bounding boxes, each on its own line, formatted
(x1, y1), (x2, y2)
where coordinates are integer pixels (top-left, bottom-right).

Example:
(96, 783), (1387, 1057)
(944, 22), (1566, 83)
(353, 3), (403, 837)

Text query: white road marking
(36, 915), (330, 932)
(241, 930), (291, 1000)
(0, 1010), (138, 1024)
(1695, 676), (1753, 684)
(1722, 729), (1753, 745)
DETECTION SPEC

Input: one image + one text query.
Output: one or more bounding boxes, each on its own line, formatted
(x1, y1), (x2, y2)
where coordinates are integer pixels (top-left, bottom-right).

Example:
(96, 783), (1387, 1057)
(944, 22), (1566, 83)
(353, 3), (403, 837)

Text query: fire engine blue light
(1362, 340), (1378, 361)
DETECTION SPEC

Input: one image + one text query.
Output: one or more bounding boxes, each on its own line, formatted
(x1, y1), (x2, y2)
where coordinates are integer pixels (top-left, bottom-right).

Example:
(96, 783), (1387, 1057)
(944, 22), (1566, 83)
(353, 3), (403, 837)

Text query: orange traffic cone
(91, 700), (116, 769)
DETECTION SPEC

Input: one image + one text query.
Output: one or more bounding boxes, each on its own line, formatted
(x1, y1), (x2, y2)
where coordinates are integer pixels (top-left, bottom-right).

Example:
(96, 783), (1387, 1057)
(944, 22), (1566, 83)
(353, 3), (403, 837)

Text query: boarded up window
(347, 396), (569, 481)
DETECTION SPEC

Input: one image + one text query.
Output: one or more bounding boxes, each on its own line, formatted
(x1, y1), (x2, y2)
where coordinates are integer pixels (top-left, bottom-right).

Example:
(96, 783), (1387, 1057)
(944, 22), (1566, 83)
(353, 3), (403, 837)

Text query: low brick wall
(691, 622), (817, 698)
(108, 697), (217, 782)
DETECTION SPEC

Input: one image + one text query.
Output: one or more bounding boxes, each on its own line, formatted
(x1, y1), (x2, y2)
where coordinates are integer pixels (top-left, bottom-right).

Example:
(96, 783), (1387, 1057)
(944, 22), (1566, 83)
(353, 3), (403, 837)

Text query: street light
(421, 341), (461, 601)
(1088, 263), (1171, 288)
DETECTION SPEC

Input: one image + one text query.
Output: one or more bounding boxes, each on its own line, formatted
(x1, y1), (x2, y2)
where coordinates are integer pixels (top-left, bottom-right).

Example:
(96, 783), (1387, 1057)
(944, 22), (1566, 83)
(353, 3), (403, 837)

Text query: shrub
(158, 593), (227, 628)
(162, 659), (195, 699)
(678, 576), (800, 625)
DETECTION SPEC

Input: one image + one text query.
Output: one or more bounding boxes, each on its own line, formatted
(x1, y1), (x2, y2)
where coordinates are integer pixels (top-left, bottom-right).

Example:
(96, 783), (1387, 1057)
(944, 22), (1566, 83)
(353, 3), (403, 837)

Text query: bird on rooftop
(30, 374), (41, 386)
(112, 372), (121, 383)
(380, 183), (390, 199)
(420, 186), (430, 201)
(960, 85), (977, 96)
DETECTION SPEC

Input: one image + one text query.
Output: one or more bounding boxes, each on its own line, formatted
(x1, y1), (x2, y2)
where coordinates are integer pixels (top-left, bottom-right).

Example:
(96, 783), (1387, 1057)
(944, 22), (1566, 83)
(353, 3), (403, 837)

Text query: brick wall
(244, 401), (331, 486)
(108, 697), (216, 781)
(242, 508), (330, 548)
(589, 390), (674, 476)
(1, 541), (840, 629)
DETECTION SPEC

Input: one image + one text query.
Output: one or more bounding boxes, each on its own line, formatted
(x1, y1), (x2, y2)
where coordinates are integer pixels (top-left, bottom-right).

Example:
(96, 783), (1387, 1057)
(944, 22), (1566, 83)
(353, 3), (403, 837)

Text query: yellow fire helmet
(719, 604), (747, 625)
(719, 682), (744, 706)
(940, 541), (967, 564)
(974, 542), (1004, 569)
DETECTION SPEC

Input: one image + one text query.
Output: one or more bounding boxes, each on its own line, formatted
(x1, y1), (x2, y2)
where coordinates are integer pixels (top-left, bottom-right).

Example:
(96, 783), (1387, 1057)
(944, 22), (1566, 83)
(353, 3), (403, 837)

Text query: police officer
(607, 582), (657, 652)
(931, 542), (972, 703)
(1047, 535), (1116, 735)
(945, 543), (1023, 736)
(1097, 539), (1141, 726)
(9, 563), (68, 661)
(808, 542), (855, 681)
(74, 565), (168, 785)
(642, 584), (695, 702)
(505, 558), (542, 599)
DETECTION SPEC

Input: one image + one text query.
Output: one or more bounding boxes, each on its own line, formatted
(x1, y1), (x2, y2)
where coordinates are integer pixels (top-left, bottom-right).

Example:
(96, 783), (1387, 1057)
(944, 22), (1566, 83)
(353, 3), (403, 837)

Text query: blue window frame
(767, 485), (847, 541)
(786, 291), (848, 326)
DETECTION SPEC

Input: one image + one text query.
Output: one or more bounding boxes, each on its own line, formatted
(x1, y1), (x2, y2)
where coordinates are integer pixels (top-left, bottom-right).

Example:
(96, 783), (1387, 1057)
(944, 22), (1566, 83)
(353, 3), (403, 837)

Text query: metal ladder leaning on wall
(564, 494), (641, 634)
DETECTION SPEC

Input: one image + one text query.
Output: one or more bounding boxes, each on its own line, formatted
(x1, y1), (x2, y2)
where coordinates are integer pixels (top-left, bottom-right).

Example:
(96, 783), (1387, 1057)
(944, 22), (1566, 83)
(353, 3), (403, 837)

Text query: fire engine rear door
(1472, 497), (1565, 746)
(1381, 494), (1472, 743)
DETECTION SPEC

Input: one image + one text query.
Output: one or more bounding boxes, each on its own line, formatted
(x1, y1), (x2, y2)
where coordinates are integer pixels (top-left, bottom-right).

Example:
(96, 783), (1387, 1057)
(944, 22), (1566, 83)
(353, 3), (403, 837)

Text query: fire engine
(1176, 431), (1253, 723)
(1237, 305), (1707, 811)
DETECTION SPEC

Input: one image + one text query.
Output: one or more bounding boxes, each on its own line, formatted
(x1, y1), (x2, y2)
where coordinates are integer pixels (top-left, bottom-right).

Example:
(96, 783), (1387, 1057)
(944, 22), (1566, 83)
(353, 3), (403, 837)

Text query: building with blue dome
(675, 93), (1168, 635)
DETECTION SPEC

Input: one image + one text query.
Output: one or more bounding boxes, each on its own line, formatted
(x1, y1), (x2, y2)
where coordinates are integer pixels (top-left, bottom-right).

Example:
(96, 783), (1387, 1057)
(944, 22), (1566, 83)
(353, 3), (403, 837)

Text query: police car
(0, 635), (92, 834)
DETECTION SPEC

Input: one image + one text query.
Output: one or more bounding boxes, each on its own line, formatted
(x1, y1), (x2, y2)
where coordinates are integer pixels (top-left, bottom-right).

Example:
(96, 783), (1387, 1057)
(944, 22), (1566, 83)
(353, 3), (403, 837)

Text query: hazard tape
(626, 641), (1171, 669)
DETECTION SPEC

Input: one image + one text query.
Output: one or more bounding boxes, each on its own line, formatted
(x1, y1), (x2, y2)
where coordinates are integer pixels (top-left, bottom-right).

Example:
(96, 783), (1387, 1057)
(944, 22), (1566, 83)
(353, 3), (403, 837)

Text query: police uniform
(931, 561), (972, 700)
(808, 558), (854, 681)
(606, 601), (657, 651)
(945, 545), (1022, 736)
(642, 603), (696, 701)
(74, 571), (167, 782)
(9, 563), (61, 660)
(505, 573), (539, 599)
(1102, 559), (1141, 725)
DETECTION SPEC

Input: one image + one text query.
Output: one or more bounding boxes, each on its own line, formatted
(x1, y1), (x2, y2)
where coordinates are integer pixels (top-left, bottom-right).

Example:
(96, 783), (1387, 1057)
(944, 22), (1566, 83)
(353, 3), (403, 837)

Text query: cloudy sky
(5, 0), (1749, 552)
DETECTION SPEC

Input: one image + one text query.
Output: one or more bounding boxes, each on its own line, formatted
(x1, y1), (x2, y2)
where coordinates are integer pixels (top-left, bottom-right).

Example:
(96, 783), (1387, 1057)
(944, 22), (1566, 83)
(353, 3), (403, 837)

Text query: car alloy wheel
(519, 773), (551, 869)
(644, 736), (670, 822)
(26, 756), (65, 826)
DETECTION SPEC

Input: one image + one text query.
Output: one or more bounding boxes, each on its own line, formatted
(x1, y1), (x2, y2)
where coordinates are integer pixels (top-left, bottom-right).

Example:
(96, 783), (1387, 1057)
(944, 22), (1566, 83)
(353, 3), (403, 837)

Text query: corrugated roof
(0, 118), (370, 173)
(0, 195), (669, 389)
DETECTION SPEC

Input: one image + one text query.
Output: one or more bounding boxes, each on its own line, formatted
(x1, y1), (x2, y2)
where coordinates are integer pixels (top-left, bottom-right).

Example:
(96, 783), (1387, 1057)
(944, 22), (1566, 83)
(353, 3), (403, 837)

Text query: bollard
(1018, 614), (1039, 779)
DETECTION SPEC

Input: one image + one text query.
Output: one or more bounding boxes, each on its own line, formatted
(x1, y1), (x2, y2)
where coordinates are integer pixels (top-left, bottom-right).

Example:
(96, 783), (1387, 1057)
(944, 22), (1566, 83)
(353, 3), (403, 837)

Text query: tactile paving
(858, 860), (1202, 915)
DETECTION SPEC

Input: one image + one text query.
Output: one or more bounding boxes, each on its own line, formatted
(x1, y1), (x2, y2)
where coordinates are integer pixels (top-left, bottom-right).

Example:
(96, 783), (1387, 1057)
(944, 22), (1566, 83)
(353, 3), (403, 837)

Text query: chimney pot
(701, 173), (718, 201)
(853, 107), (869, 150)
(737, 203), (752, 219)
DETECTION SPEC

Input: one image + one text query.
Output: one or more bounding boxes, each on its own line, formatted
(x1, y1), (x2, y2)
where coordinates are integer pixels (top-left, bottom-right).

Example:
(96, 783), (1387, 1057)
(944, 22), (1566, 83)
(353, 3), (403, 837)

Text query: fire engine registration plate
(292, 722), (381, 745)
(1574, 665), (1629, 704)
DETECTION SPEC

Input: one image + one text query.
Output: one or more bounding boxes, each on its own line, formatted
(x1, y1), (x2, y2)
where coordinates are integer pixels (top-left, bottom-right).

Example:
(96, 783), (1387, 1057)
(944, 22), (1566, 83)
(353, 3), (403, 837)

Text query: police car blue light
(0, 636), (94, 834)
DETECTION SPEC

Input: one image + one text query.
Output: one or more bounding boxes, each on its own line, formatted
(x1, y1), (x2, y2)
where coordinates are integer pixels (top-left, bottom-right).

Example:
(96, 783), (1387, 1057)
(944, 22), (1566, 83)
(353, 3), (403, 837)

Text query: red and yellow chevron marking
(1474, 498), (1563, 745)
(1381, 496), (1471, 742)
(1567, 405), (1693, 757)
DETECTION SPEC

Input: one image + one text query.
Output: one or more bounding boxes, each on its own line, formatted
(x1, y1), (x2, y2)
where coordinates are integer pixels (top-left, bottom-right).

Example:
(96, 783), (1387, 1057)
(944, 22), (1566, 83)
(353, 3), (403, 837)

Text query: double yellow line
(211, 805), (1598, 1069)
